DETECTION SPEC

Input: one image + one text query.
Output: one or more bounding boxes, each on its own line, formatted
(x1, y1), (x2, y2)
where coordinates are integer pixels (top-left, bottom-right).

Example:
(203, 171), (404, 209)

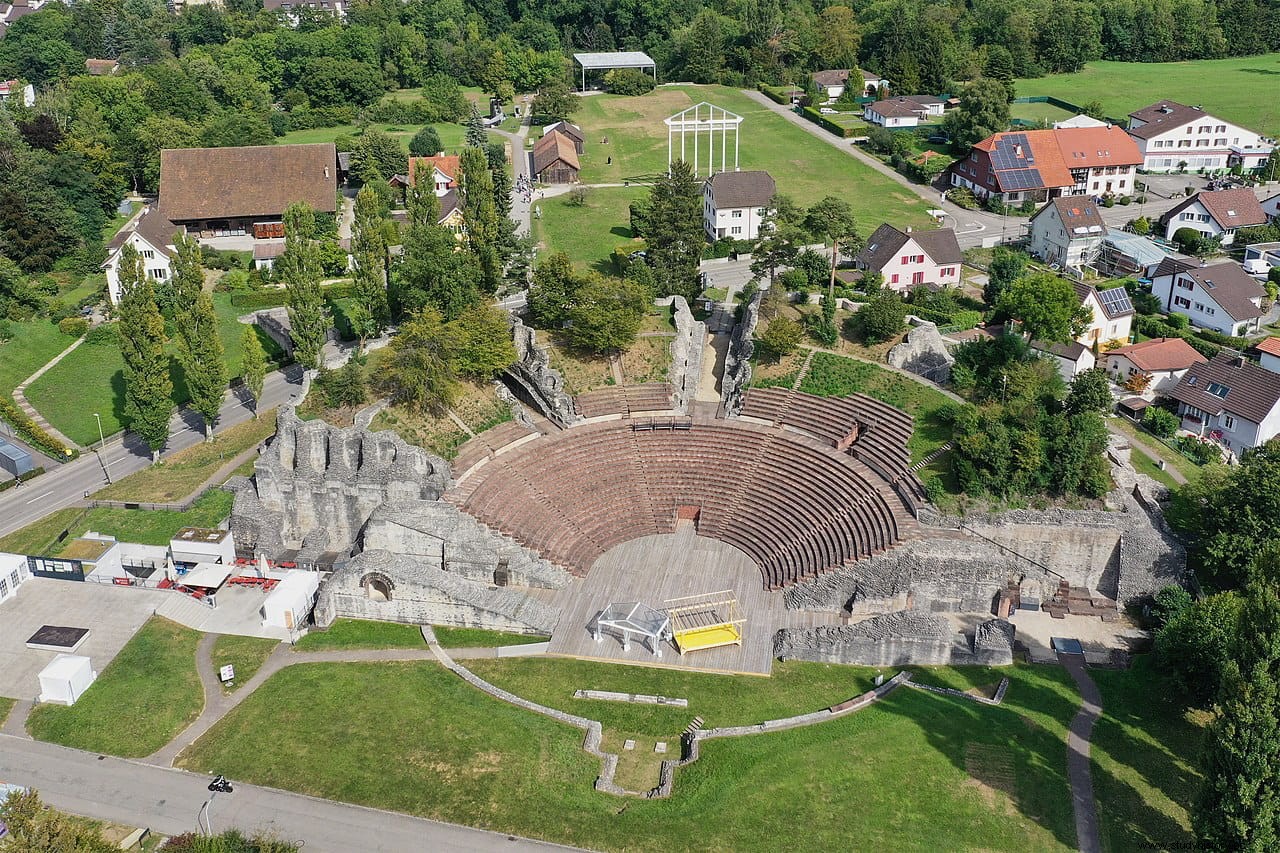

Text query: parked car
(819, 107), (837, 115)
(927, 134), (949, 144)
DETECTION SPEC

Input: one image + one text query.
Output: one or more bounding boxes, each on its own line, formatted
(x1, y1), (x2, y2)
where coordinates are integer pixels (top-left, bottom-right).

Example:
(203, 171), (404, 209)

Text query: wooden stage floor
(544, 527), (842, 675)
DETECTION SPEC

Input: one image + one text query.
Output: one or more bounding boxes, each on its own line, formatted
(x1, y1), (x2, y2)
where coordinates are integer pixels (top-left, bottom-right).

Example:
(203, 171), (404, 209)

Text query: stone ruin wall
(774, 611), (1015, 667)
(888, 319), (955, 384)
(228, 407), (452, 561)
(720, 289), (763, 417)
(656, 295), (705, 413)
(505, 316), (581, 427)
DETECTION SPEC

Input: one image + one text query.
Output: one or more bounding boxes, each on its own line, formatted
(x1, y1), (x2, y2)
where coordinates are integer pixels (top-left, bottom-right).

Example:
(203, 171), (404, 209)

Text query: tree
(451, 304), (516, 378)
(409, 125), (444, 158)
(757, 316), (803, 362)
(240, 324), (267, 418)
(805, 196), (861, 297)
(750, 194), (804, 287)
(115, 245), (174, 462)
(175, 290), (228, 439)
(1156, 590), (1244, 703)
(531, 78), (580, 123)
(459, 146), (501, 293)
(681, 9), (726, 84)
(565, 274), (650, 355)
(604, 68), (656, 95)
(350, 128), (407, 184)
(943, 77), (1013, 152)
(849, 291), (908, 343)
(349, 186), (390, 348)
(985, 247), (1027, 305)
(465, 104), (487, 149)
(0, 788), (117, 852)
(279, 203), (331, 371)
(1064, 367), (1113, 415)
(383, 307), (459, 414)
(815, 6), (861, 69)
(528, 252), (579, 329)
(645, 160), (705, 301)
(997, 273), (1091, 343)
(1081, 99), (1106, 120)
(315, 360), (367, 409)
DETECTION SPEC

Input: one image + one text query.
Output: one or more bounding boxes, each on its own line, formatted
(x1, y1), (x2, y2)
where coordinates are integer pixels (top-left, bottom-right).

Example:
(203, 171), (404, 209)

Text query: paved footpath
(1059, 651), (1103, 853)
(0, 735), (577, 852)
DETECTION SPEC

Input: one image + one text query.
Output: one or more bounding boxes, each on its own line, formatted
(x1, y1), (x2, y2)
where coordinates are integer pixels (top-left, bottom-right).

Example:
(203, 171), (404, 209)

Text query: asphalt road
(0, 735), (578, 852)
(0, 365), (306, 540)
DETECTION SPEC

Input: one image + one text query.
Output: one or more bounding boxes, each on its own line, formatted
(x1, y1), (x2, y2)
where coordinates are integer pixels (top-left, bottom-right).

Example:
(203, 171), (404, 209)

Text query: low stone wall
(505, 316), (580, 427)
(657, 295), (705, 413)
(905, 676), (1010, 706)
(888, 319), (955, 384)
(720, 289), (763, 417)
(773, 612), (1015, 667)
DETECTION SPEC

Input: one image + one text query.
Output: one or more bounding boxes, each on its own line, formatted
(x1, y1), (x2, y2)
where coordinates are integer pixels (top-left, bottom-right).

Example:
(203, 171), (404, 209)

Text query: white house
(1105, 337), (1207, 394)
(0, 79), (34, 107)
(1160, 189), (1268, 247)
(102, 206), (180, 305)
(811, 70), (852, 100)
(703, 170), (775, 241)
(1168, 353), (1280, 455)
(1030, 339), (1096, 382)
(1054, 114), (1109, 130)
(1262, 192), (1280, 221)
(1073, 281), (1135, 349)
(1256, 337), (1280, 375)
(263, 0), (346, 24)
(1127, 100), (1274, 173)
(863, 96), (944, 128)
(853, 223), (962, 291)
(1028, 197), (1107, 271)
(860, 69), (889, 96)
(0, 551), (29, 605)
(1150, 257), (1265, 337)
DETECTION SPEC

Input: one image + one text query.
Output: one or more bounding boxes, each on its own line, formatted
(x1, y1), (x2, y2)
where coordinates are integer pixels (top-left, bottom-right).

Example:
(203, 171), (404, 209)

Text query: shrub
(604, 68), (656, 96)
(57, 316), (88, 337)
(1172, 227), (1205, 255)
(1175, 434), (1221, 465)
(947, 187), (978, 210)
(1143, 405), (1179, 438)
(1166, 312), (1190, 330)
(0, 395), (76, 459)
(0, 319), (12, 341)
(847, 292), (907, 343)
(779, 268), (808, 292)
(757, 316), (803, 362)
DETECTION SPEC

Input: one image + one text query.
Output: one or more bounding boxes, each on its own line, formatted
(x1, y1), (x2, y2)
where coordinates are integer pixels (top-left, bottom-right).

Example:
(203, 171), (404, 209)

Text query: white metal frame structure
(664, 102), (742, 178)
(594, 601), (671, 657)
(573, 51), (657, 92)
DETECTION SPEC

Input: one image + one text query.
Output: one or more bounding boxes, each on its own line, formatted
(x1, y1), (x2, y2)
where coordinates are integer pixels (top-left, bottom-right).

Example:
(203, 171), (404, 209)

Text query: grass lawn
(0, 696), (13, 726)
(532, 185), (646, 270)
(0, 489), (233, 556)
(91, 413), (276, 503)
(292, 618), (425, 651)
(1128, 445), (1181, 491)
(178, 659), (1083, 851)
(1010, 102), (1077, 125)
(27, 617), (202, 758)
(279, 122), (467, 153)
(432, 627), (548, 648)
(799, 351), (955, 461)
(211, 635), (279, 694)
(1015, 53), (1280, 136)
(1107, 416), (1201, 484)
(369, 380), (507, 458)
(0, 320), (78, 395)
(1090, 656), (1202, 852)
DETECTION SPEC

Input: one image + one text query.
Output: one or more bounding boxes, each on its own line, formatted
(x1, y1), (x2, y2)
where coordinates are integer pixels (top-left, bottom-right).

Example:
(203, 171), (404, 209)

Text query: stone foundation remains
(657, 295), (705, 413)
(888, 319), (955, 384)
(505, 316), (580, 427)
(774, 611), (1015, 667)
(720, 289), (763, 417)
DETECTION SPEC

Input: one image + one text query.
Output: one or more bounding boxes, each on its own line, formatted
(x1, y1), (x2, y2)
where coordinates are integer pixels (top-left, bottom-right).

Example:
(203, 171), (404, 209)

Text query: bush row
(1134, 315), (1221, 358)
(0, 466), (46, 492)
(230, 281), (358, 310)
(0, 396), (76, 460)
(800, 107), (856, 138)
(757, 83), (790, 105)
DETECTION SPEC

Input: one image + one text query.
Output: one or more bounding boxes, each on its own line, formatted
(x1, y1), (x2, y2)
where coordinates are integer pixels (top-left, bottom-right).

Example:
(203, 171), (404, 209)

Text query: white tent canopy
(181, 562), (232, 589)
(573, 51), (656, 89)
(38, 654), (96, 705)
(262, 571), (320, 631)
(594, 602), (671, 657)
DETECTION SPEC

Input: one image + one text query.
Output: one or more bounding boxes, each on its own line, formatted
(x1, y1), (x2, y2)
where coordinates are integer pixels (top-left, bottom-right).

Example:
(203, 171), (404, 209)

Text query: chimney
(1014, 144), (1023, 157)
(324, 166), (330, 179)
(1236, 355), (1247, 368)
(905, 226), (912, 233)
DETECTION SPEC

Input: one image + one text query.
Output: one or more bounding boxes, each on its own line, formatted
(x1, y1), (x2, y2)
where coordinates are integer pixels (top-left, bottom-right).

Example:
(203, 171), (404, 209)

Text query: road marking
(25, 490), (55, 504)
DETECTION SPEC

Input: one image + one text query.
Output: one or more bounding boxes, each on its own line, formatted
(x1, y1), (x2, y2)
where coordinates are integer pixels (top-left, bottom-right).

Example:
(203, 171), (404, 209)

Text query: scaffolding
(594, 601), (671, 657)
(665, 591), (745, 655)
(664, 102), (742, 178)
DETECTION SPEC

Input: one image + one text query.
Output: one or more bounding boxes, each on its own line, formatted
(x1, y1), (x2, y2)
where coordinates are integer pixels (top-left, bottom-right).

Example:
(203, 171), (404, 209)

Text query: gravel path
(1059, 651), (1103, 853)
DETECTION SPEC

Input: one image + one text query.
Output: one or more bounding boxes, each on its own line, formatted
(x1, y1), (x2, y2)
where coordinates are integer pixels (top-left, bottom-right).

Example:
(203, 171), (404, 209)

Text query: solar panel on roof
(1099, 287), (1134, 315)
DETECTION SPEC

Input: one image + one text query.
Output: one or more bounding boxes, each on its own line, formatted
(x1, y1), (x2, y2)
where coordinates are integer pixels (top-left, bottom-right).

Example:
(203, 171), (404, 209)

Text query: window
(7, 569), (16, 588)
(1092, 182), (1099, 190)
(1216, 125), (1226, 133)
(1196, 139), (1208, 147)
(1176, 277), (1193, 290)
(1214, 139), (1227, 146)
(1180, 212), (1194, 221)
(149, 268), (167, 280)
(1206, 381), (1230, 398)
(0, 577), (7, 598)
(141, 250), (155, 259)
(1194, 302), (1205, 311)
(1204, 306), (1215, 316)
(890, 274), (900, 284)
(1224, 415), (1236, 430)
(900, 255), (909, 264)
(731, 226), (742, 235)
(731, 210), (742, 218)
(912, 271), (925, 285)
(1174, 295), (1191, 308)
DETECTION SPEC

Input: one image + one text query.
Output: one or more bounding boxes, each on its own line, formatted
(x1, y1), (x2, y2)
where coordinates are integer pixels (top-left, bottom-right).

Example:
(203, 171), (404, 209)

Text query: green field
(1011, 102), (1078, 126)
(26, 617), (202, 755)
(179, 659), (1095, 851)
(1016, 53), (1280, 136)
(0, 489), (233, 556)
(280, 122), (468, 153)
(293, 618), (426, 651)
(0, 320), (77, 395)
(432, 627), (548, 648)
(211, 636), (279, 693)
(532, 186), (646, 269)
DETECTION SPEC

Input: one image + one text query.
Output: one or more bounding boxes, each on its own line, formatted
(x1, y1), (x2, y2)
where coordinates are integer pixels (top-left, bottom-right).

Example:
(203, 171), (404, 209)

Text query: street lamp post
(93, 412), (111, 484)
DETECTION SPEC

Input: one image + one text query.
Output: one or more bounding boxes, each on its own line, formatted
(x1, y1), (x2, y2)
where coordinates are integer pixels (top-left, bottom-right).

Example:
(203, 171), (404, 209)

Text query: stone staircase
(11, 335), (89, 452)
(155, 591), (216, 630)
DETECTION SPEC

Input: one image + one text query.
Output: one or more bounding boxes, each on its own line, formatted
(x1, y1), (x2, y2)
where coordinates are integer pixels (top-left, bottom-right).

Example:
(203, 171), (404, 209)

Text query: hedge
(757, 83), (790, 105)
(0, 396), (76, 460)
(230, 281), (357, 310)
(0, 466), (46, 492)
(801, 107), (856, 138)
(1134, 315), (1221, 358)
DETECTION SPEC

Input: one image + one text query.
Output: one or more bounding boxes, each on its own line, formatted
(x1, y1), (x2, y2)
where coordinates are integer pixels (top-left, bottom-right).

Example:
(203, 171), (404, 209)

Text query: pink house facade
(854, 224), (963, 291)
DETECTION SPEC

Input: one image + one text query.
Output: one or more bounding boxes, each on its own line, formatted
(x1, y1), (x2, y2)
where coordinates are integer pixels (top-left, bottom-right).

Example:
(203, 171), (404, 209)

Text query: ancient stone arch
(361, 572), (394, 602)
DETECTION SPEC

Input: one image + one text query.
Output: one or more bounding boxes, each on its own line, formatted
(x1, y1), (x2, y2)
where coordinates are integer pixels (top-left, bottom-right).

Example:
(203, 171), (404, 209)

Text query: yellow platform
(673, 623), (742, 655)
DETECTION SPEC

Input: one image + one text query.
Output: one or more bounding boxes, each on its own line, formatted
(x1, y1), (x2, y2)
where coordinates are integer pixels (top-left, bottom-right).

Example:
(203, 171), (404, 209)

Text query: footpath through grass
(211, 636), (279, 694)
(27, 617), (203, 758)
(293, 618), (426, 651)
(1015, 53), (1280, 136)
(178, 659), (1082, 851)
(0, 320), (78, 396)
(0, 489), (234, 556)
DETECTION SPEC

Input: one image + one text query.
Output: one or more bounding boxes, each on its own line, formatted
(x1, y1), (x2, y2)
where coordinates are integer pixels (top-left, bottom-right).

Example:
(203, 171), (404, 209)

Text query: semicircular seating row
(449, 415), (917, 590)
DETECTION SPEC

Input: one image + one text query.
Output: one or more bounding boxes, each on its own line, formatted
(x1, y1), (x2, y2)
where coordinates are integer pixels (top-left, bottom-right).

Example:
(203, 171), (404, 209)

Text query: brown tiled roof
(706, 170), (775, 209)
(1160, 189), (1267, 231)
(1054, 125), (1144, 170)
(84, 59), (118, 76)
(1169, 353), (1280, 424)
(1158, 260), (1265, 322)
(543, 121), (585, 146)
(532, 131), (580, 174)
(1107, 337), (1206, 372)
(812, 70), (850, 87)
(1031, 338), (1090, 362)
(1256, 337), (1280, 358)
(159, 143), (338, 222)
(867, 98), (921, 119)
(1035, 197), (1105, 234)
(438, 188), (460, 220)
(106, 206), (180, 257)
(408, 154), (461, 186)
(856, 223), (961, 271)
(253, 240), (286, 261)
(1072, 280), (1134, 319)
(1127, 101), (1208, 140)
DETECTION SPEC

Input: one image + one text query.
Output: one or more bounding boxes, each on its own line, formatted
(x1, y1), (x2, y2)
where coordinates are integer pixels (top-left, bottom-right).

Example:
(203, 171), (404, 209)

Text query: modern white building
(1073, 281), (1135, 349)
(1160, 189), (1268, 247)
(0, 551), (29, 605)
(1028, 197), (1107, 271)
(853, 224), (962, 291)
(1105, 337), (1207, 394)
(703, 170), (775, 241)
(170, 527), (237, 566)
(102, 206), (179, 305)
(262, 570), (320, 631)
(1150, 258), (1265, 337)
(38, 654), (97, 706)
(863, 95), (944, 128)
(1169, 353), (1280, 455)
(1127, 100), (1274, 173)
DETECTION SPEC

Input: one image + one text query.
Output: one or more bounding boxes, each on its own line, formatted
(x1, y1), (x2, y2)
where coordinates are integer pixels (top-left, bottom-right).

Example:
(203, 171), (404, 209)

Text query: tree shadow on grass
(109, 368), (127, 427)
(1240, 68), (1280, 75)
(610, 226), (633, 239)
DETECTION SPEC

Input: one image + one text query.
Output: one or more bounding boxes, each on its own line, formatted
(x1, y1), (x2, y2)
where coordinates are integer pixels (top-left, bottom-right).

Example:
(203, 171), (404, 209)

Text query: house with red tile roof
(1105, 337), (1207, 394)
(948, 126), (1141, 206)
(1254, 337), (1280, 375)
(1158, 188), (1268, 247)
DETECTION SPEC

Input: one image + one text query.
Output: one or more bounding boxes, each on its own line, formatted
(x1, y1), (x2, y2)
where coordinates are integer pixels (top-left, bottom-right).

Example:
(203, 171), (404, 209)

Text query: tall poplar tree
(115, 245), (173, 462)
(240, 324), (267, 418)
(350, 186), (390, 349)
(279, 202), (331, 371)
(170, 235), (227, 439)
(459, 146), (501, 293)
